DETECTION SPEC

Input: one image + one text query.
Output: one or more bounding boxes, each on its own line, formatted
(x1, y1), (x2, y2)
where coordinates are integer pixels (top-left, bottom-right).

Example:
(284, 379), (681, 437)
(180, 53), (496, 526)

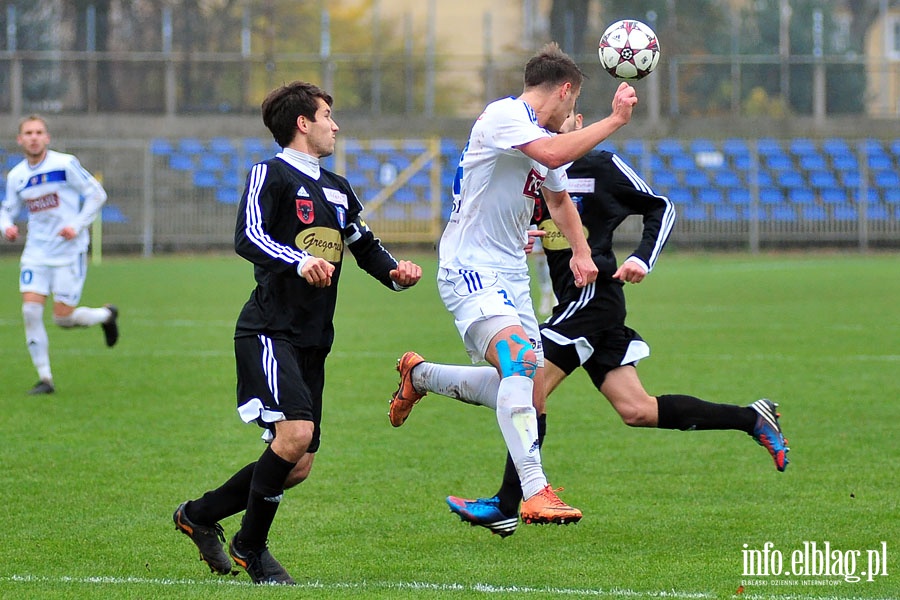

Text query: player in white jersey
(1, 115), (119, 395)
(390, 43), (638, 527)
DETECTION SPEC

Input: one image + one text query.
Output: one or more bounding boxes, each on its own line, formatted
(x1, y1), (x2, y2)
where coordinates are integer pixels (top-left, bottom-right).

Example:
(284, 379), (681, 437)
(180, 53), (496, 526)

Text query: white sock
(495, 375), (546, 499)
(23, 302), (52, 382)
(55, 306), (111, 328)
(415, 363), (500, 409)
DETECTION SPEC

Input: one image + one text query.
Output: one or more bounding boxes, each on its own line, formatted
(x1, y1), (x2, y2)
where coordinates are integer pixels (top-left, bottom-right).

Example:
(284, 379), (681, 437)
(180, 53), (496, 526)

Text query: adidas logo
(296, 186), (310, 198)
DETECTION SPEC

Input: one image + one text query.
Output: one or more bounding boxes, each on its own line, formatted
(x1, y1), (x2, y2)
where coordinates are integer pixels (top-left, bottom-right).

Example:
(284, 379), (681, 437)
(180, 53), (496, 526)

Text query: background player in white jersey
(390, 43), (637, 527)
(1, 115), (119, 395)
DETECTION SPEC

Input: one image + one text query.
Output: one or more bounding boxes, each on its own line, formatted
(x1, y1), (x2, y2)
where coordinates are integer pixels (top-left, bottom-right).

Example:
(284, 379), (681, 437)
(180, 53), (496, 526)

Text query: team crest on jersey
(522, 168), (545, 199)
(334, 206), (346, 228)
(296, 199), (314, 224)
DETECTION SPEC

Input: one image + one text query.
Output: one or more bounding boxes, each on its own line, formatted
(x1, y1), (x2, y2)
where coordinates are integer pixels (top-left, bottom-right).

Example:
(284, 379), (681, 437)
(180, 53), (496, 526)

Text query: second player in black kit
(174, 81), (422, 583)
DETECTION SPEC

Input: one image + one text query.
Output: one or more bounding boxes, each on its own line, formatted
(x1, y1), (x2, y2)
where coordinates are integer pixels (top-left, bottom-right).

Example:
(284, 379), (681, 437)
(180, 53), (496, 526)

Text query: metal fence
(1, 137), (898, 258)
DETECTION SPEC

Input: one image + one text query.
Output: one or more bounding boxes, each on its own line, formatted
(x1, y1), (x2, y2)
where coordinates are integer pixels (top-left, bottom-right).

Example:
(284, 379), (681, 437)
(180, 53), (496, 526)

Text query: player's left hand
(390, 260), (422, 287)
(59, 226), (77, 240)
(613, 261), (647, 284)
(524, 229), (546, 255)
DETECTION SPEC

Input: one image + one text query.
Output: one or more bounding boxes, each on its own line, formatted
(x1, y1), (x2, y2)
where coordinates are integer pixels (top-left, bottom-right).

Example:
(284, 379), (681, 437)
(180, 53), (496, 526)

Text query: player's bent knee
(52, 314), (77, 328)
(494, 334), (538, 379)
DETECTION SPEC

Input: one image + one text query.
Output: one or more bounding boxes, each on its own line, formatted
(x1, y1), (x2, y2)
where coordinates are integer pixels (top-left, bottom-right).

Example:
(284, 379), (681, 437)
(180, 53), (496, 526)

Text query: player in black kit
(174, 81), (422, 583)
(388, 110), (789, 538)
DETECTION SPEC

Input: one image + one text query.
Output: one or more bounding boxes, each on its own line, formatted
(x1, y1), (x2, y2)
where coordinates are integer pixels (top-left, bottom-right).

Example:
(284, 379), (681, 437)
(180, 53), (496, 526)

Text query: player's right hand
(524, 229), (546, 255)
(611, 81), (638, 125)
(300, 257), (335, 288)
(4, 225), (18, 242)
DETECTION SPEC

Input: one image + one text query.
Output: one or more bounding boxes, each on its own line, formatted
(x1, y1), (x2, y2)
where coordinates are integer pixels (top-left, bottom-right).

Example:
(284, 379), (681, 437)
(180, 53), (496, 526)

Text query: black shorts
(540, 313), (649, 391)
(234, 335), (328, 453)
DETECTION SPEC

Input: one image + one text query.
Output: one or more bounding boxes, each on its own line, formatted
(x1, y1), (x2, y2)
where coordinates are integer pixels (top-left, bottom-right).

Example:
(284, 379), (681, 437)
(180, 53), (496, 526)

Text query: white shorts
(19, 254), (88, 307)
(438, 267), (543, 364)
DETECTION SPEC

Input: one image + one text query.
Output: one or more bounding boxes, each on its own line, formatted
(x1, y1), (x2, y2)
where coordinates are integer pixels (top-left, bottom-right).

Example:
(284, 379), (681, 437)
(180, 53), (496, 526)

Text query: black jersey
(234, 154), (399, 348)
(534, 150), (675, 330)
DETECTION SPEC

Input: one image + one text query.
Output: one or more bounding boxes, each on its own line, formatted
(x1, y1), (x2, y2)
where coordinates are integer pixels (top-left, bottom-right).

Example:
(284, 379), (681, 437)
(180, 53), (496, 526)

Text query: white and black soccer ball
(598, 19), (660, 81)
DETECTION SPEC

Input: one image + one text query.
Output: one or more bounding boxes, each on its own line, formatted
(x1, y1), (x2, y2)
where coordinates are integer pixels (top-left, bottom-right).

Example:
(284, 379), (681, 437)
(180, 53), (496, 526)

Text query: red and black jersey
(534, 150), (675, 329)
(234, 154), (399, 348)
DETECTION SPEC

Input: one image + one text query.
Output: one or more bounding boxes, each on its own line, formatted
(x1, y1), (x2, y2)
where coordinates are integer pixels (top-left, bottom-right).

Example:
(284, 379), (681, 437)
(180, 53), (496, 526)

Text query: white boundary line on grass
(2, 574), (896, 599)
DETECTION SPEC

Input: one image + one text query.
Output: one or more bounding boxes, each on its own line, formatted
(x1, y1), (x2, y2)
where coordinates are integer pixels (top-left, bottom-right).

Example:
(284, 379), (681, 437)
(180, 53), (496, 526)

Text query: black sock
(235, 445), (297, 551)
(657, 394), (756, 433)
(186, 462), (256, 525)
(495, 413), (546, 514)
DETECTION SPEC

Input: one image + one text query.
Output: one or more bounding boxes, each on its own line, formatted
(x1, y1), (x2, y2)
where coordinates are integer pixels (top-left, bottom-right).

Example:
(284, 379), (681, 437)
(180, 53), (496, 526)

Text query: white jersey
(440, 96), (567, 275)
(1, 149), (107, 266)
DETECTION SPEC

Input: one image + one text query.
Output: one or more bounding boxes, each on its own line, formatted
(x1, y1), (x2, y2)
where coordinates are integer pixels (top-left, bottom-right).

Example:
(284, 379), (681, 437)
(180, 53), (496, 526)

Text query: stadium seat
(822, 138), (851, 157)
(770, 205), (796, 221)
(819, 187), (847, 204)
(101, 204), (129, 223)
(874, 170), (900, 189)
(867, 154), (893, 171)
(756, 138), (784, 156)
(714, 170), (742, 188)
(840, 171), (861, 188)
(777, 171), (805, 189)
(799, 154), (827, 171)
(727, 188), (751, 205)
(199, 154), (226, 171)
(622, 140), (646, 159)
(178, 138), (205, 155)
(209, 137), (235, 154)
(883, 187), (900, 204)
(801, 205), (827, 221)
(759, 187), (785, 205)
(832, 204), (856, 220)
(788, 188), (815, 204)
(669, 154), (695, 171)
(864, 203), (889, 220)
(683, 169), (709, 188)
(656, 139), (683, 157)
(394, 188), (419, 204)
(193, 170), (218, 188)
(789, 138), (818, 156)
(690, 139), (717, 154)
(714, 204), (743, 221)
(667, 188), (694, 204)
(216, 187), (238, 204)
(764, 154), (793, 171)
(168, 153), (194, 171)
(698, 188), (724, 204)
(809, 170), (838, 189)
(651, 170), (679, 189)
(150, 139), (174, 155)
(722, 138), (749, 157)
(831, 153), (858, 172)
(681, 204), (708, 220)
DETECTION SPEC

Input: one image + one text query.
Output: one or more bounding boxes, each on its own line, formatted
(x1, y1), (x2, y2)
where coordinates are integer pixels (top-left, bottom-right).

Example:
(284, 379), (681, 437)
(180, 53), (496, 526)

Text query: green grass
(0, 251), (897, 599)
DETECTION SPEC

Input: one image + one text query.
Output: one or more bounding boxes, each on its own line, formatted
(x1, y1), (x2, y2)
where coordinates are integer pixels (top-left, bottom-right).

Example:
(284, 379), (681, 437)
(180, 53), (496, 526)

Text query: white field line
(1, 574), (895, 599)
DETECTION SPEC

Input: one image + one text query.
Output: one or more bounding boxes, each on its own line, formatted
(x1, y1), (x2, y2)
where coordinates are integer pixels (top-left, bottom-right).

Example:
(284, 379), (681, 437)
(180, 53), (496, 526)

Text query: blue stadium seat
(788, 188), (815, 204)
(193, 170), (218, 188)
(698, 188), (724, 204)
(354, 154), (380, 172)
(868, 154), (893, 172)
(727, 188), (751, 205)
(777, 171), (805, 189)
(864, 203), (888, 220)
(656, 139), (684, 157)
(770, 205), (796, 221)
(832, 204), (856, 220)
(199, 154), (226, 171)
(394, 188), (419, 204)
(831, 154), (858, 172)
(178, 138), (205, 155)
(683, 169), (709, 188)
(669, 154), (695, 171)
(681, 204), (707, 220)
(819, 187), (847, 204)
(690, 139), (717, 154)
(840, 171), (861, 188)
(667, 188), (694, 204)
(799, 154), (827, 171)
(209, 137), (235, 154)
(216, 187), (238, 204)
(789, 138), (818, 157)
(714, 204), (743, 221)
(757, 138), (784, 156)
(150, 139), (174, 155)
(809, 170), (838, 189)
(101, 204), (129, 223)
(622, 139), (646, 159)
(220, 171), (243, 188)
(652, 170), (679, 189)
(169, 153), (194, 171)
(759, 187), (784, 205)
(883, 187), (900, 204)
(874, 170), (900, 189)
(722, 138), (749, 157)
(714, 170), (742, 188)
(822, 138), (851, 157)
(801, 205), (827, 221)
(764, 154), (793, 171)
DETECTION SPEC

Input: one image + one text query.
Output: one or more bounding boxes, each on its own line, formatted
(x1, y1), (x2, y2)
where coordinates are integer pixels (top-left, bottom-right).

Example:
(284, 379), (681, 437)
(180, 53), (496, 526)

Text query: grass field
(0, 251), (897, 599)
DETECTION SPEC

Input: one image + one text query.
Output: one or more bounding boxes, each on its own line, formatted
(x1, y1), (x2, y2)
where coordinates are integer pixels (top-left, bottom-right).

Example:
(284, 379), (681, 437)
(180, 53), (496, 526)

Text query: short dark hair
(261, 81), (333, 148)
(524, 42), (584, 90)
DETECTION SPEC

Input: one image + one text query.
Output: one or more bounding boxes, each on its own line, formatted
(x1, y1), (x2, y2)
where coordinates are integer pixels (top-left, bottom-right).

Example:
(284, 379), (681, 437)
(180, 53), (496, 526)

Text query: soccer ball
(598, 19), (660, 80)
